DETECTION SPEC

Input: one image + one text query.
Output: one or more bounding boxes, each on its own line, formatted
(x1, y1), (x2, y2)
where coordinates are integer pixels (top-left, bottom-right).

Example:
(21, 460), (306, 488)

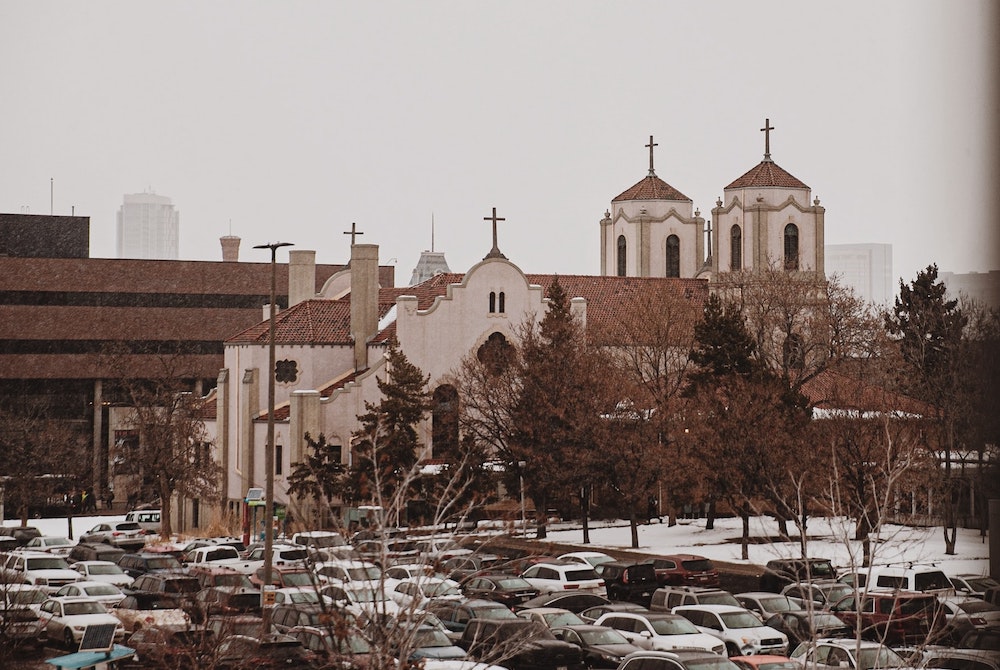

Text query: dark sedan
(461, 574), (539, 607)
(552, 624), (642, 668)
(764, 610), (851, 653)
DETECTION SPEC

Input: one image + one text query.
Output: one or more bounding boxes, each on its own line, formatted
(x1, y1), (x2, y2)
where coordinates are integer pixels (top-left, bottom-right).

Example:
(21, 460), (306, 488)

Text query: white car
(321, 581), (401, 618)
(1, 583), (49, 613)
(272, 586), (334, 606)
(593, 611), (726, 654)
(54, 581), (126, 606)
(23, 536), (75, 556)
(558, 551), (617, 576)
(673, 604), (788, 656)
(789, 638), (912, 670)
(38, 596), (125, 648)
(71, 560), (135, 588)
(390, 576), (463, 609)
(2, 550), (82, 593)
(521, 561), (605, 595)
(111, 592), (190, 632)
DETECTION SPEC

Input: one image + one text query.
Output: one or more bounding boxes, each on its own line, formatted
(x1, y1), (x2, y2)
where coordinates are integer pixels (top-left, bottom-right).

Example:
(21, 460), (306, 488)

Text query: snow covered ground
(12, 512), (992, 578)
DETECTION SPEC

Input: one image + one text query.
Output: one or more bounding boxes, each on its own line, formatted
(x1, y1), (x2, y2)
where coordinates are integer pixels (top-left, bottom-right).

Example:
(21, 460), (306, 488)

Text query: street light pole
(253, 241), (292, 633)
(518, 460), (527, 537)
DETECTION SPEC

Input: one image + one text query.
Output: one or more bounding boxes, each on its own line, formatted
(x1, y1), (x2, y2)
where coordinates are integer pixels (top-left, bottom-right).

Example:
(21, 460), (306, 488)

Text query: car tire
(63, 628), (75, 649)
(725, 643), (740, 657)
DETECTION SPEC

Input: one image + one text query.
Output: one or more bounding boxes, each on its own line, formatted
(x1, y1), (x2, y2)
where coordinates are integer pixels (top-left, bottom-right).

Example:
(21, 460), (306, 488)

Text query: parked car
(0, 526), (42, 547)
(827, 589), (943, 645)
(71, 560), (134, 588)
(552, 623), (643, 668)
(287, 624), (373, 666)
(214, 633), (319, 669)
(650, 586), (740, 612)
(959, 625), (1000, 651)
(730, 655), (800, 670)
(517, 606), (585, 629)
(458, 618), (584, 670)
(290, 530), (348, 550)
(0, 583), (48, 613)
(37, 595), (126, 648)
(759, 559), (838, 593)
(601, 561), (659, 607)
(128, 573), (202, 602)
(54, 580), (126, 606)
(780, 580), (854, 609)
(441, 553), (505, 582)
(593, 611), (725, 654)
(391, 576), (463, 609)
(271, 603), (337, 634)
(188, 565), (255, 590)
(918, 648), (1000, 670)
(935, 596), (1000, 644)
(579, 601), (649, 624)
(405, 624), (469, 661)
(673, 604), (788, 657)
(112, 592), (191, 632)
(950, 574), (1000, 598)
(425, 597), (520, 640)
(117, 552), (184, 579)
(736, 592), (806, 622)
(250, 564), (318, 589)
(320, 581), (400, 618)
(79, 521), (147, 551)
(516, 591), (611, 614)
(461, 574), (539, 607)
(2, 550), (81, 593)
(558, 552), (617, 576)
(521, 561), (604, 595)
(763, 611), (852, 653)
(617, 649), (742, 670)
(126, 624), (215, 667)
(67, 542), (126, 566)
(272, 586), (333, 607)
(186, 586), (261, 623)
(869, 565), (955, 597)
(123, 509), (162, 534)
(788, 638), (910, 670)
(0, 603), (45, 646)
(652, 555), (720, 587)
(22, 536), (74, 556)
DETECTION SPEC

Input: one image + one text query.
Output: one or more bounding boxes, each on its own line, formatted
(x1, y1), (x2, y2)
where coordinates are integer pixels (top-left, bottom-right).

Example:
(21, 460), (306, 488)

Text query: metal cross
(705, 218), (713, 251)
(646, 135), (658, 176)
(483, 207), (507, 260)
(343, 222), (364, 245)
(761, 118), (774, 161)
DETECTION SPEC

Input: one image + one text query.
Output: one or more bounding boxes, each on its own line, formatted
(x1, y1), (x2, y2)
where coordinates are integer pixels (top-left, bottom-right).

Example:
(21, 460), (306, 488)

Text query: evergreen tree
(287, 432), (346, 527)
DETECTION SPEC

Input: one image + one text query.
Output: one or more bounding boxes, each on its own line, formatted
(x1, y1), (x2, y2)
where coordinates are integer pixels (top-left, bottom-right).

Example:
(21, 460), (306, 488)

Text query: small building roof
(612, 175), (692, 203)
(725, 160), (809, 190)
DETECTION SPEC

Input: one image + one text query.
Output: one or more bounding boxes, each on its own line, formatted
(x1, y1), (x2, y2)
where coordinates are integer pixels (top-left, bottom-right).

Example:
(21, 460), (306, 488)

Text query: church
(198, 120), (826, 528)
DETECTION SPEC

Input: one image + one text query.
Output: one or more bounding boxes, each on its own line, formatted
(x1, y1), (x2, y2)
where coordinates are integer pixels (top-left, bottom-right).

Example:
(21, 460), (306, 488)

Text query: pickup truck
(183, 543), (307, 576)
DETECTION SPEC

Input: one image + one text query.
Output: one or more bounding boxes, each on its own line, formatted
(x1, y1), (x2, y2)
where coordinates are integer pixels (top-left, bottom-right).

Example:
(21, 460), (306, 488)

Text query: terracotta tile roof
(725, 160), (809, 190)
(612, 175), (692, 203)
(802, 369), (933, 417)
(256, 369), (363, 422)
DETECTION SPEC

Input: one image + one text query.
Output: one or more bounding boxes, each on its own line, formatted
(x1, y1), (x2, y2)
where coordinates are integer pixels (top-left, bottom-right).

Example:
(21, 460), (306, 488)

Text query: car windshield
(425, 582), (461, 597)
(855, 646), (906, 670)
(88, 564), (124, 575)
(965, 577), (999, 591)
(414, 628), (453, 648)
(580, 628), (629, 645)
(42, 537), (71, 546)
(702, 592), (740, 606)
(720, 611), (765, 629)
(682, 559), (715, 571)
(472, 604), (518, 619)
(348, 587), (382, 603)
(813, 613), (848, 628)
(543, 612), (584, 627)
(683, 657), (742, 670)
(347, 566), (381, 580)
(84, 584), (120, 596)
(650, 617), (700, 635)
(10, 590), (46, 605)
(288, 590), (321, 603)
(821, 584), (853, 602)
(64, 601), (107, 615)
(282, 572), (315, 587)
(26, 557), (71, 570)
(810, 561), (836, 577)
(147, 557), (182, 570)
(759, 596), (801, 612)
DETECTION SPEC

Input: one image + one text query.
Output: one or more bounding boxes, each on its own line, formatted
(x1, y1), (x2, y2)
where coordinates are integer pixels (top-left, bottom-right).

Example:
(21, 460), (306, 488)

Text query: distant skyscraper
(116, 192), (179, 259)
(939, 270), (1000, 308)
(825, 243), (893, 306)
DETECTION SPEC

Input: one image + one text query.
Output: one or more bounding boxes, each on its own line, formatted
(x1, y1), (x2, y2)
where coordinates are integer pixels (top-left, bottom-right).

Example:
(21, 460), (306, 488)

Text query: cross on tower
(483, 207), (507, 260)
(760, 118), (775, 161)
(646, 135), (658, 176)
(343, 222), (364, 245)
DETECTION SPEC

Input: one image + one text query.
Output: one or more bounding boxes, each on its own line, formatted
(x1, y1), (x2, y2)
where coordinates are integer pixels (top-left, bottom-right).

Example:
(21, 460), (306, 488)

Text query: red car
(652, 555), (720, 587)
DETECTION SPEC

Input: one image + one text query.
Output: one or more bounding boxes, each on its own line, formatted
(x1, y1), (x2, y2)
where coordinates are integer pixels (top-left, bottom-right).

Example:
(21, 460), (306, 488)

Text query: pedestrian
(105, 490), (115, 511)
(79, 489), (89, 513)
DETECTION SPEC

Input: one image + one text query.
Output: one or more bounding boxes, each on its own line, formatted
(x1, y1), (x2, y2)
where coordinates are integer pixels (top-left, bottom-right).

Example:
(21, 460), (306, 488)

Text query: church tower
(710, 119), (825, 278)
(600, 136), (706, 278)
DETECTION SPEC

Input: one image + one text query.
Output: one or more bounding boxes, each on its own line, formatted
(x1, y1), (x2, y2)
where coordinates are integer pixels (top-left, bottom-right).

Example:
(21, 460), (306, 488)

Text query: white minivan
(123, 509), (161, 533)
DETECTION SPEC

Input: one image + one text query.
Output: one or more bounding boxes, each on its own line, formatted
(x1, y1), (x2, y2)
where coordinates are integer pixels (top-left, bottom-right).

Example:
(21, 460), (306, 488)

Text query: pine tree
(287, 432), (346, 526)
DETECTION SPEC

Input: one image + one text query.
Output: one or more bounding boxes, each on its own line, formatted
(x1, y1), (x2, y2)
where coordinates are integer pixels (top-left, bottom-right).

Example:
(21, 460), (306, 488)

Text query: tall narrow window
(784, 224), (799, 270)
(498, 292), (505, 313)
(275, 444), (283, 475)
(730, 225), (742, 271)
(489, 291), (496, 313)
(666, 235), (680, 278)
(616, 235), (627, 276)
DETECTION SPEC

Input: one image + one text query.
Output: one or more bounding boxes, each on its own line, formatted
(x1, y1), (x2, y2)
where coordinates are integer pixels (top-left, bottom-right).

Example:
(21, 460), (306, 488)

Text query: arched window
(489, 291), (496, 313)
(498, 292), (505, 313)
(432, 385), (460, 461)
(784, 223), (799, 270)
(616, 235), (627, 276)
(477, 331), (511, 376)
(666, 235), (680, 278)
(730, 225), (742, 271)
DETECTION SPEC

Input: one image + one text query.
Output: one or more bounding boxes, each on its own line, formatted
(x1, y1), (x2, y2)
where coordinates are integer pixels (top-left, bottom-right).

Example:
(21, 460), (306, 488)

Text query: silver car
(79, 521), (146, 551)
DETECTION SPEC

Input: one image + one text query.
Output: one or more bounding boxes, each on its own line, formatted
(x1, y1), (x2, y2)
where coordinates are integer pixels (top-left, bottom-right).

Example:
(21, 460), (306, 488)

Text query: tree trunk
(630, 510), (640, 549)
(159, 482), (172, 539)
(706, 499), (716, 530)
(581, 485), (590, 545)
(799, 510), (809, 558)
(943, 419), (957, 555)
(776, 515), (789, 539)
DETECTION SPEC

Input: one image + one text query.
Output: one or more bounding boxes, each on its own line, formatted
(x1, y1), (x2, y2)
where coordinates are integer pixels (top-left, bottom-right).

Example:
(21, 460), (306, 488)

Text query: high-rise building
(825, 243), (893, 306)
(939, 270), (1000, 308)
(116, 192), (180, 259)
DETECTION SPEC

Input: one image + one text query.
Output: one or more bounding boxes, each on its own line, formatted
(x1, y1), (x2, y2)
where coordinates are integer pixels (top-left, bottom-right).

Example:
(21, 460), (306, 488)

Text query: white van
(124, 509), (161, 533)
(870, 564), (955, 596)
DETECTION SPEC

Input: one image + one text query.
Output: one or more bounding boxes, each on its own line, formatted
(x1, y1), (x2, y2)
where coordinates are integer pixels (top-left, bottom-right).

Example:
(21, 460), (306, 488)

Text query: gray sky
(2, 1), (997, 288)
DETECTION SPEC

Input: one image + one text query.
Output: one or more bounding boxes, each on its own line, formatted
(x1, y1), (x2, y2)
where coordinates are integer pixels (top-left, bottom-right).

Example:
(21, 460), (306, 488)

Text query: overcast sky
(2, 2), (997, 288)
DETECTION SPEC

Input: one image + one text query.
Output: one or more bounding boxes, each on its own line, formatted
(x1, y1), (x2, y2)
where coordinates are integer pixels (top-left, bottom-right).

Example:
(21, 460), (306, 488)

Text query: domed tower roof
(612, 135), (692, 203)
(725, 117), (808, 189)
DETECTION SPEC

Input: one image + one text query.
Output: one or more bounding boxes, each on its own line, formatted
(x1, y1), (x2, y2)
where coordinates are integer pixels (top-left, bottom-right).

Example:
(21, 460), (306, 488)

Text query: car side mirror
(839, 662), (851, 668)
(640, 630), (653, 638)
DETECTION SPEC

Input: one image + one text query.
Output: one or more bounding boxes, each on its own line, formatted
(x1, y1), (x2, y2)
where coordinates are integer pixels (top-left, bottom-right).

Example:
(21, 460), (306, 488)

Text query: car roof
(675, 604), (746, 613)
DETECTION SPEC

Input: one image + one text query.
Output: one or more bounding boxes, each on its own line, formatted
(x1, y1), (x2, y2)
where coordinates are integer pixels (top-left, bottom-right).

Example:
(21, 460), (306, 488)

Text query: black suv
(602, 561), (658, 607)
(67, 542), (125, 565)
(759, 558), (838, 592)
(117, 552), (185, 579)
(459, 618), (584, 670)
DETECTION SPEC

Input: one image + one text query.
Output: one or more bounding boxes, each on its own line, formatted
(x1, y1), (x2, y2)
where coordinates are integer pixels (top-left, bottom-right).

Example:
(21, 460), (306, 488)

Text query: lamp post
(518, 460), (527, 537)
(253, 241), (293, 632)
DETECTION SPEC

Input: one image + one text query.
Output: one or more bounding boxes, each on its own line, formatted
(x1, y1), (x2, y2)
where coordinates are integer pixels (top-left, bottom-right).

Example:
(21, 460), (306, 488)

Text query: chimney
(288, 249), (316, 307)
(350, 244), (379, 371)
(220, 235), (241, 262)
